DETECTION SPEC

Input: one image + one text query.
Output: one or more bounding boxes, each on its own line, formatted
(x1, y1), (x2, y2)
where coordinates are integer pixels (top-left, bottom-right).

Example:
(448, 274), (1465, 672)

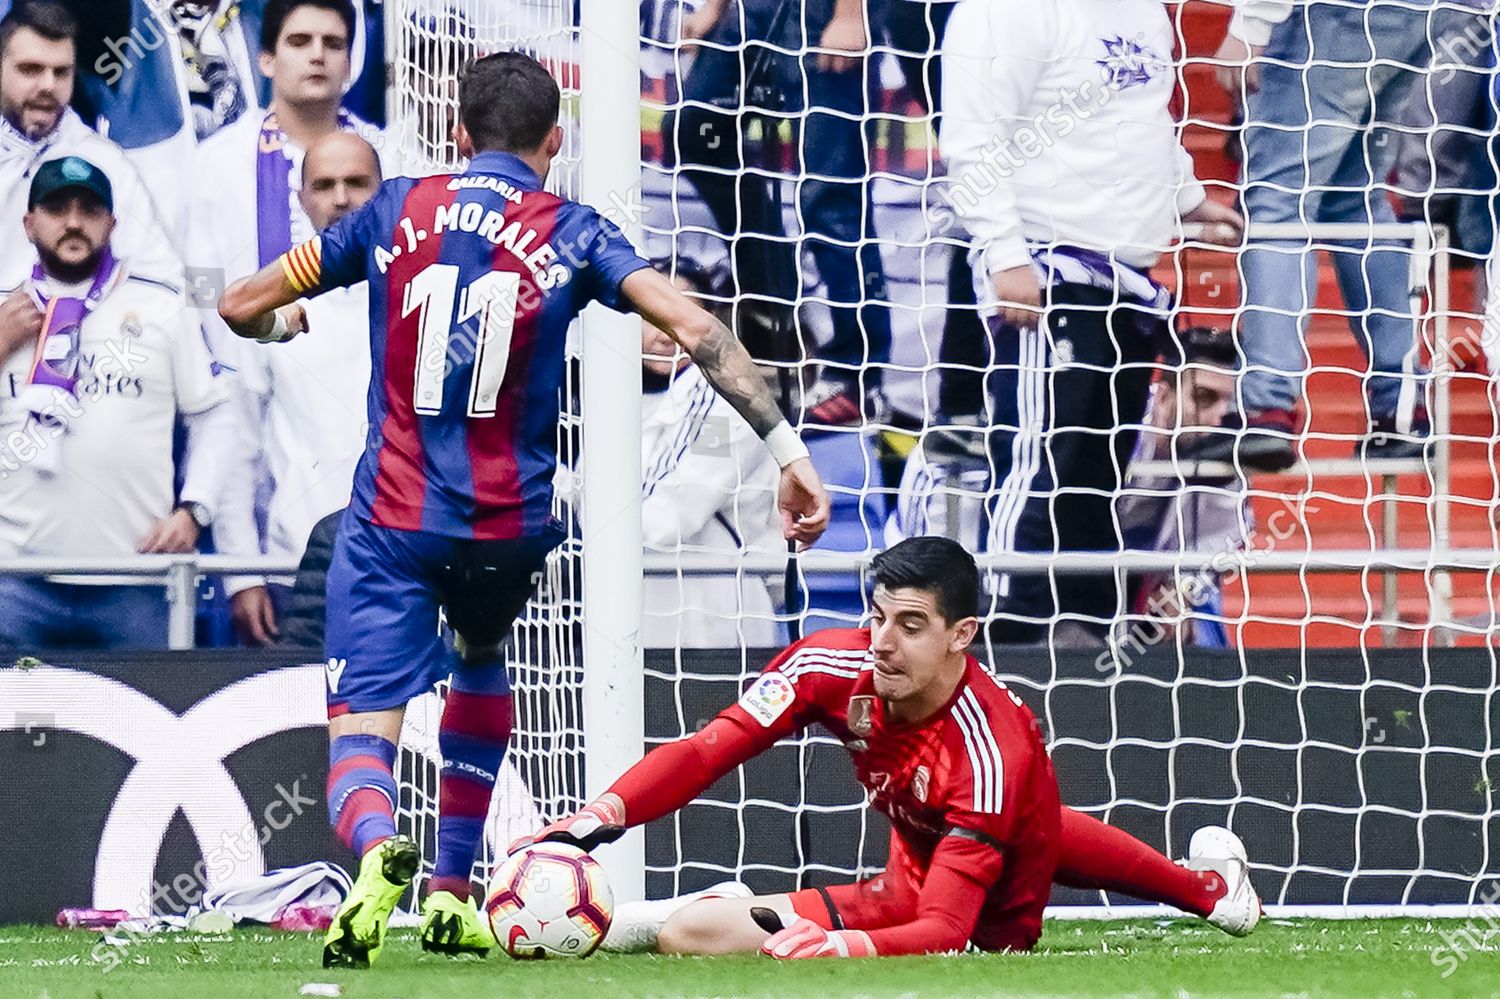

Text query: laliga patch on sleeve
(739, 672), (796, 727)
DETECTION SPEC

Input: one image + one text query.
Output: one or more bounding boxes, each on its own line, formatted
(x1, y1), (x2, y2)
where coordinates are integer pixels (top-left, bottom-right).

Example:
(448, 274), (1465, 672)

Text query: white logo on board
(0, 665), (327, 911)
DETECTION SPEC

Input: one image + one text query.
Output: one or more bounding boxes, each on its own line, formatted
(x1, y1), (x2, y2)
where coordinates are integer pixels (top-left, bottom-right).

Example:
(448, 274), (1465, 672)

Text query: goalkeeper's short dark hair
(261, 0), (357, 53)
(872, 537), (980, 625)
(0, 1), (77, 60)
(459, 51), (560, 155)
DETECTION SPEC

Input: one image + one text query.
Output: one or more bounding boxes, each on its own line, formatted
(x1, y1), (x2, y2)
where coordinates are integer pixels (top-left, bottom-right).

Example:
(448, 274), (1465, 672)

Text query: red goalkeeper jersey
(611, 628), (1061, 953)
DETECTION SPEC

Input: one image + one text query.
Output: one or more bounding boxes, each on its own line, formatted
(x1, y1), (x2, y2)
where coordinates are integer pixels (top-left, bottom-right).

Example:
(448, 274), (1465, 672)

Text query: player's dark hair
(872, 537), (980, 625)
(650, 255), (733, 318)
(0, 1), (77, 60)
(458, 51), (560, 154)
(1161, 326), (1238, 372)
(261, 0), (356, 53)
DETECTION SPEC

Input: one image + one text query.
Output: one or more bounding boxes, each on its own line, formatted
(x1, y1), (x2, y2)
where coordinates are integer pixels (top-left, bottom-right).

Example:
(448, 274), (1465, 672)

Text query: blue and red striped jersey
(289, 151), (649, 539)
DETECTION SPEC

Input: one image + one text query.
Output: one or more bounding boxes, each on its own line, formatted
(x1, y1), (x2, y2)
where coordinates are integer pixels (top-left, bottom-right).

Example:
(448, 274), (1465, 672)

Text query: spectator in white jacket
(940, 0), (1242, 644)
(179, 0), (380, 292)
(216, 130), (377, 645)
(640, 261), (784, 649)
(0, 1), (180, 292)
(0, 156), (232, 649)
(180, 0), (383, 644)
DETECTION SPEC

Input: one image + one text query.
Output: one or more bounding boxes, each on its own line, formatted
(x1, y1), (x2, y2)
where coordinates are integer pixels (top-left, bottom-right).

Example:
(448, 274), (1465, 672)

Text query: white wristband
(255, 310), (291, 344)
(764, 421), (810, 469)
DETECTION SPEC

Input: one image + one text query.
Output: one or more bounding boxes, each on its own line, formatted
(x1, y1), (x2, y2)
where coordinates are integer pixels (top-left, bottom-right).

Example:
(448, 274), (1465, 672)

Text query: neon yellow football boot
(322, 834), (421, 968)
(420, 889), (494, 956)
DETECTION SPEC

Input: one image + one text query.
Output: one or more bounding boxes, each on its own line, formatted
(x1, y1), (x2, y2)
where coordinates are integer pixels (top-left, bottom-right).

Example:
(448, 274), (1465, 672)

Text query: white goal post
(383, 0), (648, 908)
(576, 0), (648, 907)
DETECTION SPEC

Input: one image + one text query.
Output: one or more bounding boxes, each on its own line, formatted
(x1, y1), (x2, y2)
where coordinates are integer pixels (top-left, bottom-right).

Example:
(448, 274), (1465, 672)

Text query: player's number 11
(403, 262), (521, 418)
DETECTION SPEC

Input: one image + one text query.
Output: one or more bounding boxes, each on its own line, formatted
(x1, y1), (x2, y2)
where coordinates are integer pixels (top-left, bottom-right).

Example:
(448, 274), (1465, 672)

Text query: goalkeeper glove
(761, 917), (876, 959)
(508, 798), (625, 854)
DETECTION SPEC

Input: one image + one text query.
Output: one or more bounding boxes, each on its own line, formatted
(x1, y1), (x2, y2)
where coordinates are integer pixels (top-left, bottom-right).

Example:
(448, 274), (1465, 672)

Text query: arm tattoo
(689, 318), (785, 438)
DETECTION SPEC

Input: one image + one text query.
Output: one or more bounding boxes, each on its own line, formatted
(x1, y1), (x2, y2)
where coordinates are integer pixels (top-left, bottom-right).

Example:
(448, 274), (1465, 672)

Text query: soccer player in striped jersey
(218, 51), (830, 968)
(525, 537), (1261, 958)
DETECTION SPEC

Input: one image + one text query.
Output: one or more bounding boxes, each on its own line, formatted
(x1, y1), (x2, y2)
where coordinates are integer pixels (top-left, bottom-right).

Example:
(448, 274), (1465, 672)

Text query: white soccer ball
(485, 843), (613, 959)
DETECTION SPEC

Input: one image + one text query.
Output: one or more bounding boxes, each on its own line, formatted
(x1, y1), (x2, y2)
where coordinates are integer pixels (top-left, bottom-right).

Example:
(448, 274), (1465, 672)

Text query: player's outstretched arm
(511, 711), (774, 854)
(619, 268), (830, 548)
(219, 254), (311, 344)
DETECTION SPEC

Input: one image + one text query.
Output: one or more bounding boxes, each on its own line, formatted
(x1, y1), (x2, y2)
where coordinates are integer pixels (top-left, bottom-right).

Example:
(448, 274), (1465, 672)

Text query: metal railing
(1132, 455), (1449, 639)
(0, 556), (297, 650)
(1196, 220), (1452, 519)
(1, 544), (1491, 649)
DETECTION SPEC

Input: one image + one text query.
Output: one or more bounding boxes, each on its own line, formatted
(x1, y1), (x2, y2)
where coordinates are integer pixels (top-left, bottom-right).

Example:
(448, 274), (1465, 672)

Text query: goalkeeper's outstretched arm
(514, 710), (781, 853)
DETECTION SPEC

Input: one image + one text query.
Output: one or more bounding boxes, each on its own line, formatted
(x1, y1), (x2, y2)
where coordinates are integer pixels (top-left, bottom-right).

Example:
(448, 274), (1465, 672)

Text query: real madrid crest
(847, 695), (874, 738)
(121, 313), (143, 339)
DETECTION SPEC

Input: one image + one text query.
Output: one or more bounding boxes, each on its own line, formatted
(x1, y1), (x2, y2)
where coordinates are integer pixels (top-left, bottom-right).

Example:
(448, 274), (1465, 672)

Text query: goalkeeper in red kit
(519, 537), (1261, 958)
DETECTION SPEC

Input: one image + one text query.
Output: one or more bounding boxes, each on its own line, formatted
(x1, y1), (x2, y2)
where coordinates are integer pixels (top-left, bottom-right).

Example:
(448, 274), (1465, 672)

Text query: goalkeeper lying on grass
(517, 536), (1261, 958)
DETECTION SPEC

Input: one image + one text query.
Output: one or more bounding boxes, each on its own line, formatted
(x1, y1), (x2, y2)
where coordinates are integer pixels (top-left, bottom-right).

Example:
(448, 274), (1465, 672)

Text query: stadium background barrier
(2, 646), (1494, 925)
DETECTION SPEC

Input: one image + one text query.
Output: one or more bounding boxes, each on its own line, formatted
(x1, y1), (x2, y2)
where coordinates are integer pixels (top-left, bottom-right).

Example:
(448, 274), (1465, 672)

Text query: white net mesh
(390, 0), (1500, 910)
(637, 0), (1500, 909)
(388, 0), (587, 909)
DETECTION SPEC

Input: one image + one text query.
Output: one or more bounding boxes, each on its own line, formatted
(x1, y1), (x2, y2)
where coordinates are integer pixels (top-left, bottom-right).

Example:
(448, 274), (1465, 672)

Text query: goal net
(387, 0), (590, 910)
(388, 0), (1499, 914)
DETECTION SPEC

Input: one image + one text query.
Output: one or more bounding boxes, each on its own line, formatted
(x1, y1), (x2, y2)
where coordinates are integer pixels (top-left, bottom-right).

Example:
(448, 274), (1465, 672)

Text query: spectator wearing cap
(638, 260), (784, 649)
(1116, 328), (1251, 649)
(0, 1), (181, 292)
(0, 155), (233, 650)
(215, 130), (378, 646)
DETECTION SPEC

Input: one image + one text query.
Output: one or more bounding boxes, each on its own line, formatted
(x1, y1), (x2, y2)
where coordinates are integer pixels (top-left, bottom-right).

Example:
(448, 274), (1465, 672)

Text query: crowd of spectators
(0, 0), (379, 651)
(0, 0), (1490, 652)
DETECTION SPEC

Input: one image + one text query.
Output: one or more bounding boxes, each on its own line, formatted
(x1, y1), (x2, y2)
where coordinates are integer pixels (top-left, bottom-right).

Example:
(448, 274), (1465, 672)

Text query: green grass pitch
(3, 919), (1493, 999)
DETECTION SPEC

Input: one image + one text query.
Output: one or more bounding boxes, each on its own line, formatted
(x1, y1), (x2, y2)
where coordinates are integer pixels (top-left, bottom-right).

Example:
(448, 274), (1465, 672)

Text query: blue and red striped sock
(327, 733), (399, 859)
(428, 659), (514, 901)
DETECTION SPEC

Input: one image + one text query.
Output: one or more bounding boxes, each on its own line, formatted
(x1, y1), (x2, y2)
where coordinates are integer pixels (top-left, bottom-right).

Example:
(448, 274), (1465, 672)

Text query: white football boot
(602, 880), (753, 953)
(1187, 825), (1261, 937)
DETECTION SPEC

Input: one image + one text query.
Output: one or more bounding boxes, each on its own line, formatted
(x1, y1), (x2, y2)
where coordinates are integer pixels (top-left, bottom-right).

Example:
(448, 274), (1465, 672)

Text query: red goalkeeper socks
(1053, 807), (1225, 917)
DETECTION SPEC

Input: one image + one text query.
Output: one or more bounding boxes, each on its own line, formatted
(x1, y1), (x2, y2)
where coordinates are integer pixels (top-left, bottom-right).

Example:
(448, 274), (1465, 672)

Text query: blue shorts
(323, 511), (563, 715)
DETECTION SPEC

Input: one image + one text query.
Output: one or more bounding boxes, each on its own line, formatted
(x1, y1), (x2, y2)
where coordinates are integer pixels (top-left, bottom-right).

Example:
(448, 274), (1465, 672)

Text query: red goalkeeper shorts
(786, 837), (1044, 953)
